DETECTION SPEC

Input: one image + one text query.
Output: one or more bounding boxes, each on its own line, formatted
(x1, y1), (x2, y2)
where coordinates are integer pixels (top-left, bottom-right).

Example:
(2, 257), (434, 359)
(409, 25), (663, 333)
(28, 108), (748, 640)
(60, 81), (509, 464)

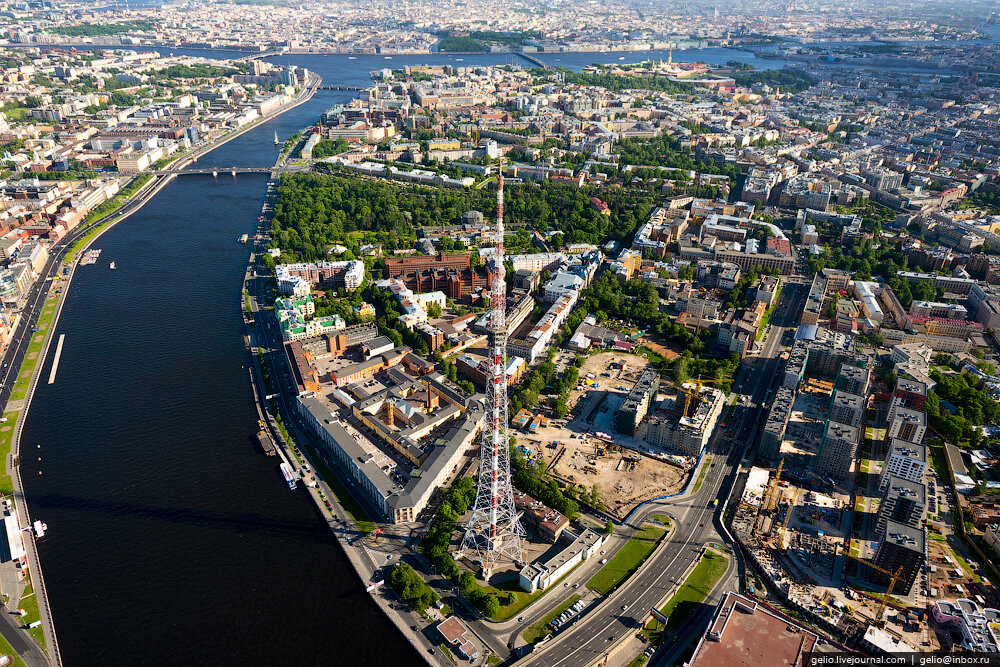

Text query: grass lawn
(16, 585), (45, 650)
(479, 561), (582, 621)
(692, 457), (712, 494)
(521, 594), (581, 644)
(947, 539), (983, 582)
(0, 295), (60, 493)
(626, 656), (647, 667)
(588, 524), (666, 595)
(304, 441), (376, 533)
(0, 104), (27, 121)
(64, 175), (154, 263)
(439, 643), (458, 665)
(64, 217), (121, 263)
(649, 514), (672, 527)
(0, 411), (20, 495)
(9, 297), (58, 403)
(644, 551), (728, 645)
(0, 632), (27, 667)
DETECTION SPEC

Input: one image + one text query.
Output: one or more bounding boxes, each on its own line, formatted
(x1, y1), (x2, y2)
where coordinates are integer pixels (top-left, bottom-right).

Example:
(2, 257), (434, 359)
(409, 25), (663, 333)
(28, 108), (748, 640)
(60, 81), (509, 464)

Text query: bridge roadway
(517, 282), (808, 667)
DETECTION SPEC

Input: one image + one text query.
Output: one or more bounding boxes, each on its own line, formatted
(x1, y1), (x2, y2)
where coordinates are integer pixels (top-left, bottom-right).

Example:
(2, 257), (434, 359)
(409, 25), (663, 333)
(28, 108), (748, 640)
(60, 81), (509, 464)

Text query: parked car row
(549, 599), (586, 631)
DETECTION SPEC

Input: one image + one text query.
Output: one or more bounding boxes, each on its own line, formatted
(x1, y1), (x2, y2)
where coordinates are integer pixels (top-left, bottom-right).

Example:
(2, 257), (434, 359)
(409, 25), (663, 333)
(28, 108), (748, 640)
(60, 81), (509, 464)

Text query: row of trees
(388, 561), (439, 612)
(417, 477), (504, 617)
(507, 348), (581, 416)
(46, 20), (153, 37)
(83, 90), (138, 114)
(578, 271), (738, 385)
(365, 285), (431, 355)
(308, 138), (350, 159)
(151, 63), (250, 79)
(615, 133), (742, 186)
(722, 266), (762, 310)
(437, 36), (487, 52)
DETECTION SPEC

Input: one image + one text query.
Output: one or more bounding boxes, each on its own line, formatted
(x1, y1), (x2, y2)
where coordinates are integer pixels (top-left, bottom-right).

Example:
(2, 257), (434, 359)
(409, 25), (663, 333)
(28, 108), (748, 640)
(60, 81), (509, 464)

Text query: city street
(518, 282), (807, 667)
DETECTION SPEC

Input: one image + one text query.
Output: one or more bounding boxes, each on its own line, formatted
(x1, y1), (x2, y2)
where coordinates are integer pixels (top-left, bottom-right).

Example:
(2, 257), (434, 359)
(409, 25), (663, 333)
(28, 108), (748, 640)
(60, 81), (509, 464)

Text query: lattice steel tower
(461, 162), (523, 574)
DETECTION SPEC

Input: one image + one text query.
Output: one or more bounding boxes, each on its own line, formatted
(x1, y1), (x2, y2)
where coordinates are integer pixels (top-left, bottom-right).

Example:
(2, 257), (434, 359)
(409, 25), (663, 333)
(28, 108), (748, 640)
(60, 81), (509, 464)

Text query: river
(11, 36), (992, 664)
(16, 67), (419, 666)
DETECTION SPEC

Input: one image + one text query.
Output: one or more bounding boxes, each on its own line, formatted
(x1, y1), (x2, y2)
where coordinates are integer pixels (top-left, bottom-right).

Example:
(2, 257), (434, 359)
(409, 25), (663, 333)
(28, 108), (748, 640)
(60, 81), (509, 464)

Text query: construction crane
(673, 375), (731, 418)
(847, 555), (905, 624)
(763, 458), (785, 513)
(778, 488), (798, 549)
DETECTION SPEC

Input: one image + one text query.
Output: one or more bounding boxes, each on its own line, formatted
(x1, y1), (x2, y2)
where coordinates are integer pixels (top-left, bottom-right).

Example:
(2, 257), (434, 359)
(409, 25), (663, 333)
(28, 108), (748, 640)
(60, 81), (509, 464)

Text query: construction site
(511, 352), (691, 519)
(731, 462), (942, 654)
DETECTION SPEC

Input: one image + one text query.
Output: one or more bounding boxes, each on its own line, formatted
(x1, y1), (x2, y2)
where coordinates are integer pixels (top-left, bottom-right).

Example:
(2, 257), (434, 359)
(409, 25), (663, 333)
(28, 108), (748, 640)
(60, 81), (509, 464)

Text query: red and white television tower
(461, 160), (523, 575)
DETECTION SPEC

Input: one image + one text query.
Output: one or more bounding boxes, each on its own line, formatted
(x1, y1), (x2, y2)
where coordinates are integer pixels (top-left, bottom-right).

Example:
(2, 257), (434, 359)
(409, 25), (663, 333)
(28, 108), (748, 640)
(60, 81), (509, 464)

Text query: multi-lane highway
(519, 282), (808, 667)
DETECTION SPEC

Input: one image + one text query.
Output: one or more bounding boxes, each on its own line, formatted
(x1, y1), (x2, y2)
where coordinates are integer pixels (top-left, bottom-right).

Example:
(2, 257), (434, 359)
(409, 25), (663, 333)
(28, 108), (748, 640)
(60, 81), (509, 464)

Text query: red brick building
(384, 253), (492, 298)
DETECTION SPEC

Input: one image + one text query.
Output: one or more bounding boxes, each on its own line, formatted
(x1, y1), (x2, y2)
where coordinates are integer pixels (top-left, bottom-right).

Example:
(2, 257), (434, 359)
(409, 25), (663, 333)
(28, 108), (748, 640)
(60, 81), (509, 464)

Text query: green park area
(644, 551), (729, 645)
(64, 174), (154, 263)
(302, 440), (376, 534)
(17, 582), (45, 649)
(10, 297), (57, 404)
(587, 523), (667, 595)
(478, 561), (583, 622)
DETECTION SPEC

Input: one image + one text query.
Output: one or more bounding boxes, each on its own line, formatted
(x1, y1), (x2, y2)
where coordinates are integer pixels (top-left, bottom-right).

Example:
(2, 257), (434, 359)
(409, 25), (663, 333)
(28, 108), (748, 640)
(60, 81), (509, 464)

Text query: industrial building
(517, 528), (607, 594)
(687, 592), (820, 667)
(513, 491), (569, 543)
(296, 370), (484, 524)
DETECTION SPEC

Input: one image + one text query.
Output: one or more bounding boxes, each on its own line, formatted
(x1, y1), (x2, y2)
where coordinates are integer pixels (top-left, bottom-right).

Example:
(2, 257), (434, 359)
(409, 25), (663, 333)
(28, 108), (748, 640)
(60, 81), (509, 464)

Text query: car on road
(621, 605), (628, 611)
(517, 617), (524, 622)
(608, 635), (615, 642)
(700, 523), (705, 527)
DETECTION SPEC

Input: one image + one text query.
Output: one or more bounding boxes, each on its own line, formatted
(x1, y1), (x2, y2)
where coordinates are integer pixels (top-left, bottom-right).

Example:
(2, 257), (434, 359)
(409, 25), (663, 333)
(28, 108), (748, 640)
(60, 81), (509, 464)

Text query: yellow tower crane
(674, 375), (731, 418)
(848, 555), (906, 624)
(778, 488), (799, 549)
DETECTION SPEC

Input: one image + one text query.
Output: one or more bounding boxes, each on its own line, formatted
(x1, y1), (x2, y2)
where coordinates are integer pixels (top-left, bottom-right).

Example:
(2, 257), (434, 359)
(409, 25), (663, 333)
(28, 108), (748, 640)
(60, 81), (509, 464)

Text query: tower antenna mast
(461, 158), (523, 575)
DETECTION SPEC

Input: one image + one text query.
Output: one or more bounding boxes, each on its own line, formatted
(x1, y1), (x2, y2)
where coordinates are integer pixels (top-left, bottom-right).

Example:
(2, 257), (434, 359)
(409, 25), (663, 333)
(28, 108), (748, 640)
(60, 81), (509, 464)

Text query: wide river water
(12, 38), (993, 663)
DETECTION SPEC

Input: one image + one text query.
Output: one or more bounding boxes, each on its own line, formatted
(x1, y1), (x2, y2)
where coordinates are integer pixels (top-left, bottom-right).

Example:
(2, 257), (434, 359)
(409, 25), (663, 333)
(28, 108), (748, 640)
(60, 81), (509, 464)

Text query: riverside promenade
(0, 72), (321, 666)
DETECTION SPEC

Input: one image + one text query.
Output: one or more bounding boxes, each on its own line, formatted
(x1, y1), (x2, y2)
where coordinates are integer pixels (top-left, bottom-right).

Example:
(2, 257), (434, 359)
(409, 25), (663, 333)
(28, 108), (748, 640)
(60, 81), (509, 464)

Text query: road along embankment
(0, 73), (322, 667)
